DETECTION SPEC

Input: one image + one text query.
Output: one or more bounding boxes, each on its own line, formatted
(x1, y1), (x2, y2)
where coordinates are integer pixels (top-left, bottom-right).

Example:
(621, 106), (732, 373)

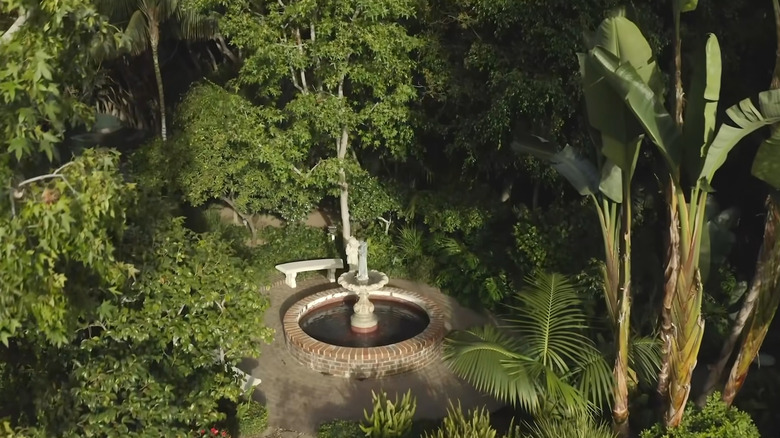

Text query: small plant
(236, 400), (269, 436)
(424, 401), (496, 438)
(639, 392), (760, 438)
(361, 389), (417, 438)
(318, 419), (363, 438)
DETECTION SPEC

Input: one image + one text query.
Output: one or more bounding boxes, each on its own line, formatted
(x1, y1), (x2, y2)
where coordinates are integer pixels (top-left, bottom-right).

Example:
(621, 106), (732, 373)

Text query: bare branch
(1, 9), (30, 45)
(290, 67), (305, 93)
(294, 28), (308, 93)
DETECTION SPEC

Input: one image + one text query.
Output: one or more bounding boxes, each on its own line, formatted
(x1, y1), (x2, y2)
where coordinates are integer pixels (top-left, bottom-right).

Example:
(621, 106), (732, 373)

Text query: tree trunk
(1, 9), (29, 45)
(150, 21), (167, 141)
(704, 0), (780, 407)
(338, 127), (351, 241)
(697, 280), (760, 406)
(722, 195), (780, 406)
(657, 179), (679, 403)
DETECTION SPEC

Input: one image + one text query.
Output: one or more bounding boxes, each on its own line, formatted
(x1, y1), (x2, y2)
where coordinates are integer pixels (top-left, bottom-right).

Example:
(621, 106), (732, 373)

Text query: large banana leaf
(700, 89), (780, 183)
(751, 127), (780, 190)
(511, 135), (614, 200)
(590, 47), (682, 174)
(579, 17), (659, 178)
(682, 34), (721, 181)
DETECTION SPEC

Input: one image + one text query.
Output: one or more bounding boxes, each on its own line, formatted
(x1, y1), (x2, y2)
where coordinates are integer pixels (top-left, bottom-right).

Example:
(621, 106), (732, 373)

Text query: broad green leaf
(682, 34), (721, 180)
(752, 127), (780, 190)
(700, 89), (780, 183)
(598, 159), (623, 203)
(511, 135), (599, 197)
(587, 17), (663, 95)
(591, 46), (682, 173)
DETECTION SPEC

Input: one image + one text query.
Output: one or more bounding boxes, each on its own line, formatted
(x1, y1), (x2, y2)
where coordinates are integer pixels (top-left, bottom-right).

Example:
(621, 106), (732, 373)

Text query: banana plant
(590, 21), (780, 426)
(513, 15), (663, 435)
(699, 0), (780, 406)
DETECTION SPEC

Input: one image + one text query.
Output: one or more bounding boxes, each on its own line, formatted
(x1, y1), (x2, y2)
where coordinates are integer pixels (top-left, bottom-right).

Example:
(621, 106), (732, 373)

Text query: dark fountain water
(300, 296), (430, 348)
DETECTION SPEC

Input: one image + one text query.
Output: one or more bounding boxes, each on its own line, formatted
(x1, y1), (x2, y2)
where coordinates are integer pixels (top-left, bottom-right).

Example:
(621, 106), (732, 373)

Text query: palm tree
(444, 271), (614, 416)
(97, 0), (217, 141)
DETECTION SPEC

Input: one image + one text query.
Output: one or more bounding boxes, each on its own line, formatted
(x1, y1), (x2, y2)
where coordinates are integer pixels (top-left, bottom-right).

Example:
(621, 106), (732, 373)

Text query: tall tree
(97, 0), (217, 141)
(209, 0), (418, 242)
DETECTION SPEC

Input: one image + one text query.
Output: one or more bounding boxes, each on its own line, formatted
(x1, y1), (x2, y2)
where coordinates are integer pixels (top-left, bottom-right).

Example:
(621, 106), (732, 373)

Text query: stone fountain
(283, 238), (447, 378)
(337, 241), (388, 333)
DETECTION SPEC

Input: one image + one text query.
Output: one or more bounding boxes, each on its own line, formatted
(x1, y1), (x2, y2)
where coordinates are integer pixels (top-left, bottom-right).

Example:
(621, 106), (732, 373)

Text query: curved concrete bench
(275, 258), (344, 288)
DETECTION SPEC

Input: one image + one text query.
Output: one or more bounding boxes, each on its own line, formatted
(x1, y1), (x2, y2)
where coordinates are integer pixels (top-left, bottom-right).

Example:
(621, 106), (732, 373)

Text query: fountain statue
(337, 240), (388, 333)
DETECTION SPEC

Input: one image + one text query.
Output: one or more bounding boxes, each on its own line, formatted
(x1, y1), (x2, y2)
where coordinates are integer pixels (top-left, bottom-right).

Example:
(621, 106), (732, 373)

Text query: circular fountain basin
(283, 286), (447, 378)
(301, 296), (429, 347)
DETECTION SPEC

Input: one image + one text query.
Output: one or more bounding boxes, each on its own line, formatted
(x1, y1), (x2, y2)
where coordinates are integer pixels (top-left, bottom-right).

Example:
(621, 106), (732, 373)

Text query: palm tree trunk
(722, 194), (780, 406)
(150, 21), (167, 141)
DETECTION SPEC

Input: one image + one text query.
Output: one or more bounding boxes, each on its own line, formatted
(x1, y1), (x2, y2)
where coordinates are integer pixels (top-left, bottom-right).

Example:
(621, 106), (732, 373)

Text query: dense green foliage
(640, 393), (760, 438)
(1, 152), (273, 436)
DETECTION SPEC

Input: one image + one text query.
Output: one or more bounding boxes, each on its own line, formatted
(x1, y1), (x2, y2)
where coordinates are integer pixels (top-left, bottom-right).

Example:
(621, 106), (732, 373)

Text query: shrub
(236, 400), (268, 436)
(639, 392), (760, 438)
(424, 402), (496, 438)
(318, 420), (363, 438)
(361, 390), (417, 438)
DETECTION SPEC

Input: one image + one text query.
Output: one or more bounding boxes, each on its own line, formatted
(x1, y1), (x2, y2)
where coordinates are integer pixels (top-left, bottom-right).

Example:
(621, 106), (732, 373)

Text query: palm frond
(629, 334), (662, 386)
(173, 8), (218, 41)
(121, 10), (149, 55)
(505, 272), (591, 373)
(569, 345), (614, 409)
(443, 326), (541, 412)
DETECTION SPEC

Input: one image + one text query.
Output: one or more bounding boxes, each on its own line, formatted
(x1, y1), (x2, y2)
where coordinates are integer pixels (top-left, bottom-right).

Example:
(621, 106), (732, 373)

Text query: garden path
(244, 275), (502, 436)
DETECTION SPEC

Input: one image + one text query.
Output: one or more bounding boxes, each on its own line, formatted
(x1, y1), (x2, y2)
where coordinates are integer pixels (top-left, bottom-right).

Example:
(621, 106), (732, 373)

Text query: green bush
(237, 400), (268, 436)
(318, 419), (363, 438)
(639, 392), (760, 438)
(252, 224), (337, 278)
(424, 402), (496, 438)
(361, 390), (417, 438)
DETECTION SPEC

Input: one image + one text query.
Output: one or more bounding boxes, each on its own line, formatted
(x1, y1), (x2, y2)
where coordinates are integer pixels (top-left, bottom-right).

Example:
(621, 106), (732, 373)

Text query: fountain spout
(337, 240), (388, 333)
(357, 241), (369, 283)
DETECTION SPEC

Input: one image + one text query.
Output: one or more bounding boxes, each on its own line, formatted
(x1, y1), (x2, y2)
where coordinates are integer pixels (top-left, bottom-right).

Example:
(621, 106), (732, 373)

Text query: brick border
(283, 286), (447, 378)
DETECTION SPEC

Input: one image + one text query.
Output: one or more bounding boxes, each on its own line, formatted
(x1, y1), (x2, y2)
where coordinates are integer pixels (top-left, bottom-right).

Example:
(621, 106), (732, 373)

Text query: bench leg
(327, 268), (336, 282)
(285, 273), (297, 288)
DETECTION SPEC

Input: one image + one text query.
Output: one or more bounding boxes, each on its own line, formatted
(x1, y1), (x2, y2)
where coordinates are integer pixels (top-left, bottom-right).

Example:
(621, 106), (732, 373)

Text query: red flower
(221, 432), (227, 437)
(210, 428), (218, 434)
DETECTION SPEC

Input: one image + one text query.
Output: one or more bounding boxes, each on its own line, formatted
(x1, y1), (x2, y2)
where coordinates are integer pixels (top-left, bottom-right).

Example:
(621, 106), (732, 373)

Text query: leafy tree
(0, 150), (272, 436)
(0, 0), (114, 159)
(134, 82), (323, 234)
(205, 0), (418, 241)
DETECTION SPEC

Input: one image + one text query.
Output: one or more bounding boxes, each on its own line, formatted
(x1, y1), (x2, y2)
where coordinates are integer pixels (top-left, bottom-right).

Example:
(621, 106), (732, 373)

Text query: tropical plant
(699, 0), (780, 407)
(361, 390), (416, 438)
(585, 11), (780, 425)
(513, 13), (663, 433)
(443, 271), (613, 415)
(97, 0), (217, 140)
(525, 412), (616, 438)
(423, 401), (496, 438)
